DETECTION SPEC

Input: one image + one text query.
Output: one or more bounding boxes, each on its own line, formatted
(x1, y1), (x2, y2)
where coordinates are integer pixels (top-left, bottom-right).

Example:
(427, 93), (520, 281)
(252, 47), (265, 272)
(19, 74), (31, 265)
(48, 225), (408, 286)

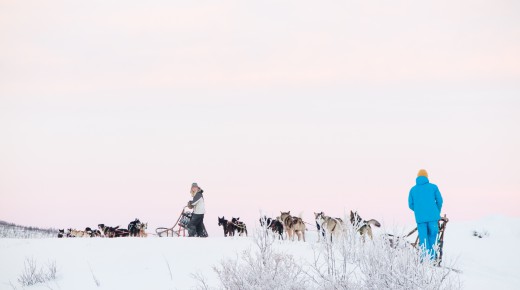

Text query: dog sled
(386, 214), (452, 267)
(155, 206), (208, 237)
(155, 207), (193, 237)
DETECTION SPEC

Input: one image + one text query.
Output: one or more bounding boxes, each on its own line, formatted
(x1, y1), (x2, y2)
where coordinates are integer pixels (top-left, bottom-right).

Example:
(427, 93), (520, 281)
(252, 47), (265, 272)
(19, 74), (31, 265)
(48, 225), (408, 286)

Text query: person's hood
(191, 189), (204, 198)
(416, 176), (429, 185)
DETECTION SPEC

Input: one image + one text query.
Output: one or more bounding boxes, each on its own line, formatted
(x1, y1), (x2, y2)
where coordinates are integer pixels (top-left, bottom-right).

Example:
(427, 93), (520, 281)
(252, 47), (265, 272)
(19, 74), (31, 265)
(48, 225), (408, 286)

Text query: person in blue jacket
(408, 169), (443, 260)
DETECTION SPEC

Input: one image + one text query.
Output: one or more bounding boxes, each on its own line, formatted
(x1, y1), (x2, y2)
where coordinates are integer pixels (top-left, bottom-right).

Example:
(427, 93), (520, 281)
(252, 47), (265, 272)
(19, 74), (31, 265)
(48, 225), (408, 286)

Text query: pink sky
(1, 1), (519, 235)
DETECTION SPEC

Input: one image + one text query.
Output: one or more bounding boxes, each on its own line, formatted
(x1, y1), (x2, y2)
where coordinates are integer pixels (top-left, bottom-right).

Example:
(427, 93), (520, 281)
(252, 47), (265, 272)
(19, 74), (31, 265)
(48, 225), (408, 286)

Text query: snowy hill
(1, 216), (519, 289)
(0, 220), (57, 239)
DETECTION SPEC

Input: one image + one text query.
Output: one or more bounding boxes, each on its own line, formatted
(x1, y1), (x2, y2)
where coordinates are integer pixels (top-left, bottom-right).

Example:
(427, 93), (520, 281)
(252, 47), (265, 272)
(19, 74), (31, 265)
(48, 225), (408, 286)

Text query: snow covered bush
(308, 223), (461, 289)
(306, 236), (360, 289)
(195, 217), (461, 289)
(357, 236), (461, 289)
(17, 257), (57, 287)
(199, 223), (310, 290)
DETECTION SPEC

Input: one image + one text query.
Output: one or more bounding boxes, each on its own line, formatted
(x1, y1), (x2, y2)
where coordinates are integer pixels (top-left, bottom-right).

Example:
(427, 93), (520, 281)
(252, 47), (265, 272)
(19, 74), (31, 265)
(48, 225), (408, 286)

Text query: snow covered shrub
(17, 257), (57, 287)
(209, 223), (310, 290)
(194, 218), (461, 290)
(357, 236), (461, 289)
(306, 238), (360, 289)
(305, 225), (361, 289)
(308, 223), (461, 289)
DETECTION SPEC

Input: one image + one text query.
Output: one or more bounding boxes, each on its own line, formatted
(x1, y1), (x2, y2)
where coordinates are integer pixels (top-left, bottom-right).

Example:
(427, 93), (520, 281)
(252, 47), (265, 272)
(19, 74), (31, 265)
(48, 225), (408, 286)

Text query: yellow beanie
(417, 169), (428, 177)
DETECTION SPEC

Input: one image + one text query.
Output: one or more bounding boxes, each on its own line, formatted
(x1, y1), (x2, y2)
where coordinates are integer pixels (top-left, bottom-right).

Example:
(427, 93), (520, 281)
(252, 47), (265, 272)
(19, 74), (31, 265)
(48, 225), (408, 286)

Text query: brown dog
(280, 211), (306, 241)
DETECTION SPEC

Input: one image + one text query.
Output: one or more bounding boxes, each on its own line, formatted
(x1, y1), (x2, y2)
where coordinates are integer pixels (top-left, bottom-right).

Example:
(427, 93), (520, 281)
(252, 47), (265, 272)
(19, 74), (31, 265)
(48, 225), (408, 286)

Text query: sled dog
(260, 216), (284, 240)
(139, 222), (148, 237)
(69, 229), (87, 238)
(280, 211), (306, 241)
(218, 217), (236, 237)
(98, 224), (119, 238)
(231, 217), (248, 236)
(350, 211), (381, 240)
(314, 212), (345, 242)
(128, 218), (142, 237)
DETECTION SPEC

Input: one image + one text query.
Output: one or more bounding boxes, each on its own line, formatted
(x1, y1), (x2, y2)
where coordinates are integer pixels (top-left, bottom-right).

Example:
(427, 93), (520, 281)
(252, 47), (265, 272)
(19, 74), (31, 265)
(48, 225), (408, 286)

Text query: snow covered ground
(442, 215), (520, 289)
(1, 215), (519, 289)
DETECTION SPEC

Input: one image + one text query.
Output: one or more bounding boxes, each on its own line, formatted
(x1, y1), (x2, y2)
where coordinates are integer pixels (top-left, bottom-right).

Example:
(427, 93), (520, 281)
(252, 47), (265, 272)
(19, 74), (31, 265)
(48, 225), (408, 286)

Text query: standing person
(187, 182), (207, 237)
(408, 169), (443, 260)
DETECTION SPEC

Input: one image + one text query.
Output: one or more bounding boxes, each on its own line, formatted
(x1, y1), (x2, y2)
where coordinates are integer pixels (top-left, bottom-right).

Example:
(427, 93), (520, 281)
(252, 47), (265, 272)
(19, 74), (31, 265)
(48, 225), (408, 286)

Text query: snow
(442, 215), (520, 289)
(1, 216), (519, 289)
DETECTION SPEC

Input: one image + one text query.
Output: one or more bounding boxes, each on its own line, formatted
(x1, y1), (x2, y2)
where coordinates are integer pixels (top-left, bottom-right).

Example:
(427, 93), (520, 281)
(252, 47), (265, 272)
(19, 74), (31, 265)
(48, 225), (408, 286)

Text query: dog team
(58, 218), (148, 238)
(216, 210), (380, 242)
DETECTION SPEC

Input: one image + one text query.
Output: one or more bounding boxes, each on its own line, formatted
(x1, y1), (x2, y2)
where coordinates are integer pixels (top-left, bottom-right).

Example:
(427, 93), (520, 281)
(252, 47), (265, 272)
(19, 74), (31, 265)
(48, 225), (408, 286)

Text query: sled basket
(179, 212), (192, 228)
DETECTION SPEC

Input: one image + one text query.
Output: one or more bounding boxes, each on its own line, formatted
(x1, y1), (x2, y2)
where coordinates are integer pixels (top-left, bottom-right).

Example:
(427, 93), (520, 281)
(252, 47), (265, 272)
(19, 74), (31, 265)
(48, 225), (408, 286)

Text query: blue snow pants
(417, 220), (439, 259)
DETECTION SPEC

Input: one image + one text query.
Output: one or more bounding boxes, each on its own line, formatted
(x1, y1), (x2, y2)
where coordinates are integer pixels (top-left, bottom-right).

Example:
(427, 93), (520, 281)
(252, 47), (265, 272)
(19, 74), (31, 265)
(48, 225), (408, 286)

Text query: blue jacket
(408, 176), (443, 223)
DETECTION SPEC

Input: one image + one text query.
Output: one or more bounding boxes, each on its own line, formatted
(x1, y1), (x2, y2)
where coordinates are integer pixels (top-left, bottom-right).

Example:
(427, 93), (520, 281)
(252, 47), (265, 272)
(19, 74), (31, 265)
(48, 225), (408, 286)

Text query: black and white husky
(350, 211), (381, 240)
(98, 224), (119, 238)
(128, 218), (142, 237)
(231, 217), (248, 237)
(259, 216), (284, 239)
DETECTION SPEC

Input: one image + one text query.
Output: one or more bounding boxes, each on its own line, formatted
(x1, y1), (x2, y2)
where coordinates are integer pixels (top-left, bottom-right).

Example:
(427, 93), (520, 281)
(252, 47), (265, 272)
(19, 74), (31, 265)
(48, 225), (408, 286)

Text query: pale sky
(1, 1), (519, 235)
